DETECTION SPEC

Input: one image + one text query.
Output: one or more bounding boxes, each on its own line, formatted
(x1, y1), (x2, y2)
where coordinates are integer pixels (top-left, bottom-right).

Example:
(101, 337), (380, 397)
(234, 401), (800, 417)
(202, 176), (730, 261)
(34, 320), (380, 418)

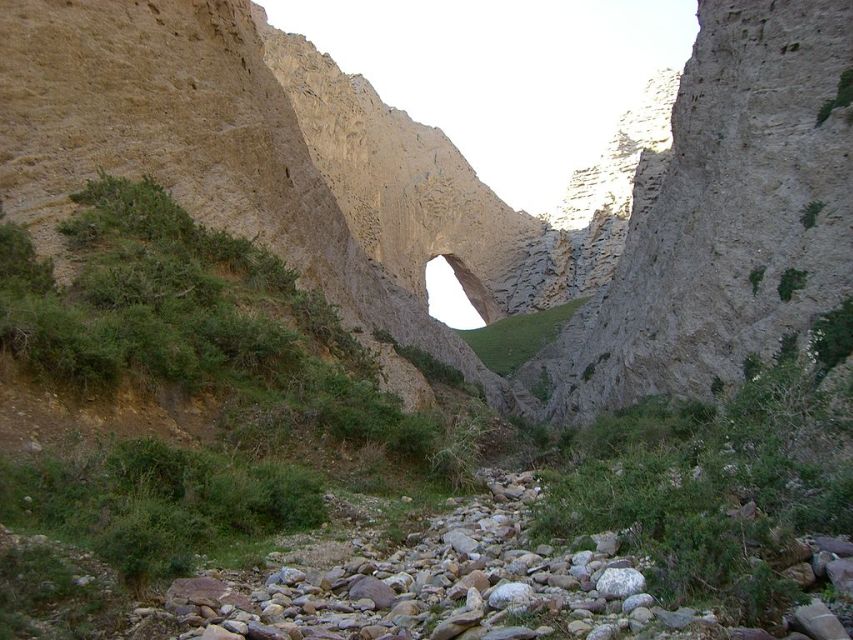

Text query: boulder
(444, 530), (480, 556)
(487, 583), (536, 611)
(793, 599), (849, 640)
(430, 610), (484, 640)
(826, 558), (853, 597)
(595, 568), (646, 599)
(349, 576), (397, 610)
(482, 627), (538, 640)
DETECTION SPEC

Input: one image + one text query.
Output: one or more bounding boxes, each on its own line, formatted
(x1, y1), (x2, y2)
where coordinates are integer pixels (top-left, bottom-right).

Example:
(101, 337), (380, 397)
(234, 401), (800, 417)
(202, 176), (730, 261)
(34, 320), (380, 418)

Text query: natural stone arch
(434, 253), (502, 325)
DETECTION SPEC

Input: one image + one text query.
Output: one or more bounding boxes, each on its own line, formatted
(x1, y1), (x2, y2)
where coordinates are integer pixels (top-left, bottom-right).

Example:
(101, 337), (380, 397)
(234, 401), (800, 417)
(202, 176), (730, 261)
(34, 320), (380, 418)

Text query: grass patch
(456, 298), (587, 376)
(812, 298), (853, 379)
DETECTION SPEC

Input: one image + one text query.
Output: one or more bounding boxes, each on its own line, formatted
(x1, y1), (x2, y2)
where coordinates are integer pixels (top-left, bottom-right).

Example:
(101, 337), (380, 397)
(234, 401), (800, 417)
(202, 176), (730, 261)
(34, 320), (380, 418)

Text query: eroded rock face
(507, 70), (680, 313)
(543, 0), (853, 422)
(0, 0), (520, 412)
(251, 7), (544, 323)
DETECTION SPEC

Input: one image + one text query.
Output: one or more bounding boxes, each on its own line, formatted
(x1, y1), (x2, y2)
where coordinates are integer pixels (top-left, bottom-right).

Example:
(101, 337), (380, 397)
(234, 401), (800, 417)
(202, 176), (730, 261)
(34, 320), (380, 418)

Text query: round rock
(595, 568), (646, 599)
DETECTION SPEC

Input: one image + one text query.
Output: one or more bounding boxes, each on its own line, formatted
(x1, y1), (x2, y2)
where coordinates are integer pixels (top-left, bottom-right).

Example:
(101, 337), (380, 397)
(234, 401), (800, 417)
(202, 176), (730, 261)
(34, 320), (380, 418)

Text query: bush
(395, 343), (465, 388)
(431, 413), (489, 489)
(748, 266), (766, 296)
(778, 268), (808, 301)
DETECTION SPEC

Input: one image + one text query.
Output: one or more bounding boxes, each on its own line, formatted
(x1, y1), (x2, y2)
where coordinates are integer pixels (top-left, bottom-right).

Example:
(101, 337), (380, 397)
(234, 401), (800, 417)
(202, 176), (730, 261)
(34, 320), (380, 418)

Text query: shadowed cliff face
(541, 0), (853, 422)
(249, 6), (546, 322)
(0, 0), (521, 412)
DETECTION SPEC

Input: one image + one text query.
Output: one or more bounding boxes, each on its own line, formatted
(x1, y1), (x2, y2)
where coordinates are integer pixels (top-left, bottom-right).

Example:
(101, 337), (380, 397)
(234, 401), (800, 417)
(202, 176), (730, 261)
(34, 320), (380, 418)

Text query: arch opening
(425, 255), (486, 330)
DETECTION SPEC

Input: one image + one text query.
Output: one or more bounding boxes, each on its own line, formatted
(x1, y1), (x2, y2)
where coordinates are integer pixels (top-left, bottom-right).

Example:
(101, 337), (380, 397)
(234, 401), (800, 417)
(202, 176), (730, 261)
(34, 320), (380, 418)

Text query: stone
(201, 626), (243, 640)
(430, 610), (484, 640)
(593, 533), (621, 556)
(651, 607), (696, 630)
(622, 594), (654, 614)
(167, 577), (253, 613)
(547, 575), (579, 590)
(783, 562), (816, 588)
(629, 607), (653, 624)
(448, 570), (491, 599)
(793, 599), (849, 640)
(571, 551), (594, 566)
(362, 626), (390, 640)
(349, 576), (397, 610)
(386, 601), (422, 619)
(814, 536), (853, 557)
(444, 530), (480, 556)
(487, 583), (536, 611)
(466, 587), (485, 611)
(267, 567), (307, 587)
(595, 568), (646, 599)
(222, 620), (249, 635)
(567, 621), (592, 636)
(586, 624), (616, 640)
(482, 627), (538, 640)
(826, 559), (853, 597)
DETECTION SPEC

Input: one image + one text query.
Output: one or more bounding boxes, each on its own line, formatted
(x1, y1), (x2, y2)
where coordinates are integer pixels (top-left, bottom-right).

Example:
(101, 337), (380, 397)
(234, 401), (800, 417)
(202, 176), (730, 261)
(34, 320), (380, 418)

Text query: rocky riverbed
(120, 470), (851, 640)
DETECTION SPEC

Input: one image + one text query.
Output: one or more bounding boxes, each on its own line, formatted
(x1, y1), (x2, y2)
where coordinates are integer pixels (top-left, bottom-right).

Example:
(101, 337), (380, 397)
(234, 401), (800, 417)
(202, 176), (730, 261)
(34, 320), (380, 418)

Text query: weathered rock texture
(542, 0), (853, 422)
(507, 70), (680, 312)
(251, 8), (544, 323)
(0, 0), (518, 411)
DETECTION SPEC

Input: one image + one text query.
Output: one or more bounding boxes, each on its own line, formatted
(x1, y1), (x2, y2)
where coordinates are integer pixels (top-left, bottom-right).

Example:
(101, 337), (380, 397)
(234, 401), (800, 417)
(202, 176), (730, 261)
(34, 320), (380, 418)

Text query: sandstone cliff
(542, 0), (853, 422)
(506, 70), (680, 313)
(0, 0), (517, 412)
(250, 7), (544, 323)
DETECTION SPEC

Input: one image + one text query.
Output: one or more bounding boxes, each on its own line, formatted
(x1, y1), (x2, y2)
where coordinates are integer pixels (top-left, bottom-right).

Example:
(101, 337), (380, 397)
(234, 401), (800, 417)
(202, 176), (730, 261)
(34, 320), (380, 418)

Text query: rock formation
(506, 70), (680, 312)
(0, 0), (519, 411)
(540, 0), (853, 422)
(251, 7), (544, 323)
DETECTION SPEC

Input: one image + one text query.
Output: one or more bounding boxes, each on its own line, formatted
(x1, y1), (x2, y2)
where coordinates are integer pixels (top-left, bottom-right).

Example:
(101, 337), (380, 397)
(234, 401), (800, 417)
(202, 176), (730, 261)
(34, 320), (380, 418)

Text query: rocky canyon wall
(0, 0), (519, 411)
(506, 70), (680, 313)
(542, 0), (852, 422)
(250, 7), (544, 323)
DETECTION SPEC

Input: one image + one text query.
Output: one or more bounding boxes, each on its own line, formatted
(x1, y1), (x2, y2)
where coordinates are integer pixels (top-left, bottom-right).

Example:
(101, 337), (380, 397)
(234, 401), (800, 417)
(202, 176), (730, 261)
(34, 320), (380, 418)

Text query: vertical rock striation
(544, 0), (853, 422)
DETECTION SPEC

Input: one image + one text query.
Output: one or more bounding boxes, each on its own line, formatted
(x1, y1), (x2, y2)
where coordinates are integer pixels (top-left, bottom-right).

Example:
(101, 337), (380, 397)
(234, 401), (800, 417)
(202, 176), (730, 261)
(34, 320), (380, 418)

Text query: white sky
(426, 256), (486, 329)
(258, 1), (699, 328)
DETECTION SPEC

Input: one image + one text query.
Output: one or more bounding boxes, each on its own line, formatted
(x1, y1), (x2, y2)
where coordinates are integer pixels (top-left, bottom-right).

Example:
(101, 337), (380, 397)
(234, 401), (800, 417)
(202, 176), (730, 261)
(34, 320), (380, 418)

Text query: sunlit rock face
(251, 6), (544, 324)
(505, 70), (681, 313)
(541, 0), (853, 422)
(0, 0), (522, 413)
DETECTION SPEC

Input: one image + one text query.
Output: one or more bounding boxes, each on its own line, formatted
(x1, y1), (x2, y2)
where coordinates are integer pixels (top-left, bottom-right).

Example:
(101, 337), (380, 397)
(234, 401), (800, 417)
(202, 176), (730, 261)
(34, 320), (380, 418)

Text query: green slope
(456, 298), (587, 376)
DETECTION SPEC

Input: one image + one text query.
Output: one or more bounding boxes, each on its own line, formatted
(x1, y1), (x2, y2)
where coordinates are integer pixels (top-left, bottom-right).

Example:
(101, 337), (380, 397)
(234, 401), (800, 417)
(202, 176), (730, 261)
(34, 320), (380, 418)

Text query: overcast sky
(257, 1), (699, 328)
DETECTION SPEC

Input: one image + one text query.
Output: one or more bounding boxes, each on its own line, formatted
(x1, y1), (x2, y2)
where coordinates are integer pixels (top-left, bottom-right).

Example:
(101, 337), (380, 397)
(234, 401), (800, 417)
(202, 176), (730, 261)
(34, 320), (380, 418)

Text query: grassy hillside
(0, 174), (496, 598)
(456, 298), (587, 376)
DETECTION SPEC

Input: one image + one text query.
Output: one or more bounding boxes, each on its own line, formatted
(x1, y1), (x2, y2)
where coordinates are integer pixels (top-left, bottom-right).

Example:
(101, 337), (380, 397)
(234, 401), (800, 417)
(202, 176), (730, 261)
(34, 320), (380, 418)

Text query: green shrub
(711, 376), (725, 397)
(108, 438), (190, 500)
(0, 292), (122, 390)
(812, 298), (853, 377)
(581, 363), (595, 381)
(775, 332), (799, 364)
(0, 217), (54, 295)
(778, 268), (808, 301)
(748, 266), (766, 296)
(431, 413), (488, 489)
(799, 201), (825, 229)
(816, 99), (835, 126)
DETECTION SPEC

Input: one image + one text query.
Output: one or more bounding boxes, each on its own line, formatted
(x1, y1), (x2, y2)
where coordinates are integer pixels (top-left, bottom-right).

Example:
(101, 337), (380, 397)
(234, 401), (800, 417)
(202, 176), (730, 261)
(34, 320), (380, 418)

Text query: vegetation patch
(799, 200), (825, 229)
(815, 68), (853, 126)
(748, 265), (766, 296)
(0, 438), (326, 591)
(778, 268), (807, 301)
(812, 297), (853, 378)
(533, 356), (851, 626)
(457, 298), (587, 376)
